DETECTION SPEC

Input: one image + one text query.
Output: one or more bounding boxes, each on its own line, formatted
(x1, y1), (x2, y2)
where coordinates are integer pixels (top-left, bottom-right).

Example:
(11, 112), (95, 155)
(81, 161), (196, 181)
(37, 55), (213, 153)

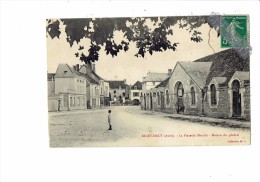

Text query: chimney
(73, 64), (80, 71)
(168, 69), (172, 75)
(123, 79), (126, 84)
(91, 63), (96, 72)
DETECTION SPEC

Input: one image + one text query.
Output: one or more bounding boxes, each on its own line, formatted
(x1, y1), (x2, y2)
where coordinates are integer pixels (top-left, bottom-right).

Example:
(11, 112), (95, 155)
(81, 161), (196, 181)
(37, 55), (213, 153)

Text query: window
(191, 87), (196, 105)
(70, 97), (72, 107)
(210, 84), (217, 105)
(166, 90), (170, 105)
(133, 92), (139, 97)
(114, 90), (116, 94)
(134, 86), (137, 90)
(157, 92), (160, 105)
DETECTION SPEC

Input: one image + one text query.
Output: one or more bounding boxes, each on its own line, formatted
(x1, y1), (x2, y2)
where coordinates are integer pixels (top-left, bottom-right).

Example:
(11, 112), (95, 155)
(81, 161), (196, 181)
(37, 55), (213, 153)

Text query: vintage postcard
(46, 15), (250, 147)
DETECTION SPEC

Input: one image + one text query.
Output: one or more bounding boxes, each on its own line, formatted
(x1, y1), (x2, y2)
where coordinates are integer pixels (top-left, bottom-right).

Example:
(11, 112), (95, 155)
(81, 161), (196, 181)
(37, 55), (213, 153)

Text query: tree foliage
(46, 16), (220, 64)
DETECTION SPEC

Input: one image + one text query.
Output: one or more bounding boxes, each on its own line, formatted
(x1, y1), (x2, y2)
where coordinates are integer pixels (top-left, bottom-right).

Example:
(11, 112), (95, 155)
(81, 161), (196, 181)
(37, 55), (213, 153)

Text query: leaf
(78, 46), (84, 50)
(46, 20), (61, 39)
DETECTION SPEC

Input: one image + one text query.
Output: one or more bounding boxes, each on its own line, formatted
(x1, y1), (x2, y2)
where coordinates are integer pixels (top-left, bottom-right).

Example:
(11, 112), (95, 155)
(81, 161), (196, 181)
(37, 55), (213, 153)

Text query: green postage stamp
(221, 15), (248, 48)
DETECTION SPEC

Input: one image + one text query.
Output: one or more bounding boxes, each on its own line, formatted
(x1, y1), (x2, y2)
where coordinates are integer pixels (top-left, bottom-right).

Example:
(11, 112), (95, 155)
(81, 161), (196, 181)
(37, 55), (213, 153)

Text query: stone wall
(243, 85), (250, 120)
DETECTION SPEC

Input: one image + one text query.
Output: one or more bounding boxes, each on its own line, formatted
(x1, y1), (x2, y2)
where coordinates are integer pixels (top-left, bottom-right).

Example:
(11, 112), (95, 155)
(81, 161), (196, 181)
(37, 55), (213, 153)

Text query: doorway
(232, 80), (241, 117)
(176, 82), (184, 113)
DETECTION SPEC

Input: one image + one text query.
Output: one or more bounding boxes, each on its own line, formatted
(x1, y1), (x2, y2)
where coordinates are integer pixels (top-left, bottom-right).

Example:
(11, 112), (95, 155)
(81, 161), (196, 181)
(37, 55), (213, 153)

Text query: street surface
(49, 106), (250, 147)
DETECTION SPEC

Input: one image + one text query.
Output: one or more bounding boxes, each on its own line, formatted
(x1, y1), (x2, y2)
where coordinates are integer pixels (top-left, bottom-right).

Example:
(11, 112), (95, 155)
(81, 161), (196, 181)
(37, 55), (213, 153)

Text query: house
(129, 81), (142, 104)
(141, 71), (171, 110)
(47, 73), (59, 111)
(48, 73), (56, 96)
(141, 49), (250, 120)
(107, 80), (129, 104)
(78, 63), (110, 108)
(53, 64), (87, 111)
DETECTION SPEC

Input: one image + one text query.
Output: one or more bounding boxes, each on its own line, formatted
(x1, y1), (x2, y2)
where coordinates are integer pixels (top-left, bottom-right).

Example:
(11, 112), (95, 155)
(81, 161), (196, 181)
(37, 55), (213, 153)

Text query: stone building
(47, 73), (59, 111)
(141, 71), (171, 110)
(78, 64), (110, 108)
(107, 80), (129, 104)
(47, 63), (109, 111)
(129, 81), (142, 104)
(141, 49), (250, 120)
(53, 64), (87, 111)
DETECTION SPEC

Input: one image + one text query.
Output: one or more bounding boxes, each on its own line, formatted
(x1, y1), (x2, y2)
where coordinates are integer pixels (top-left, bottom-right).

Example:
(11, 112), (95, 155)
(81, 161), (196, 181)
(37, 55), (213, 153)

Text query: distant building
(141, 71), (171, 110)
(107, 80), (129, 104)
(129, 81), (142, 104)
(141, 49), (250, 120)
(78, 64), (110, 108)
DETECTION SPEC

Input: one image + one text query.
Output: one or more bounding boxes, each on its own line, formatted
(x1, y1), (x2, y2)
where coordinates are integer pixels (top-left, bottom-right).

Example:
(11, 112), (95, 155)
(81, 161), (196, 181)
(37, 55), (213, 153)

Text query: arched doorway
(232, 80), (241, 117)
(175, 82), (184, 113)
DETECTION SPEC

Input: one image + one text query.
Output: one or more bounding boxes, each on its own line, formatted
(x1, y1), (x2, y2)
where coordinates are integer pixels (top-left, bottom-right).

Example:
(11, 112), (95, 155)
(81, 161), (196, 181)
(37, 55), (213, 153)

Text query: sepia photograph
(47, 15), (250, 147)
(1, 1), (260, 182)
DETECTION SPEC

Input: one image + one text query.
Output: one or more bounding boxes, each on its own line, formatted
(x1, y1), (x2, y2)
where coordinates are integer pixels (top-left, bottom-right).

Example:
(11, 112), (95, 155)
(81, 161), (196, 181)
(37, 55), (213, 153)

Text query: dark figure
(108, 110), (112, 130)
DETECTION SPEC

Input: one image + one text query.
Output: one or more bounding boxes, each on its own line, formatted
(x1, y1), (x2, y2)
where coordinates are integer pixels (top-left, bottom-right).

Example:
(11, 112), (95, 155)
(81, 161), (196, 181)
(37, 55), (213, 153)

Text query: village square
(48, 48), (250, 147)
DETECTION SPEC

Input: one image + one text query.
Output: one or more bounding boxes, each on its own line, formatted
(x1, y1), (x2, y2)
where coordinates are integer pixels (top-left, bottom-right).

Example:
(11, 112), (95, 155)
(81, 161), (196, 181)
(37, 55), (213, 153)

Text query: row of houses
(141, 49), (250, 120)
(48, 63), (143, 111)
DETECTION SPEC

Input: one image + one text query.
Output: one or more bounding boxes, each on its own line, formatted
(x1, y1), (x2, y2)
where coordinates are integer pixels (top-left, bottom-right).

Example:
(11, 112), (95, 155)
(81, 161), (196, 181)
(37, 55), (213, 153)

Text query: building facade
(47, 63), (109, 111)
(53, 64), (87, 111)
(107, 80), (129, 104)
(141, 71), (171, 110)
(78, 64), (110, 108)
(141, 49), (250, 120)
(129, 81), (142, 104)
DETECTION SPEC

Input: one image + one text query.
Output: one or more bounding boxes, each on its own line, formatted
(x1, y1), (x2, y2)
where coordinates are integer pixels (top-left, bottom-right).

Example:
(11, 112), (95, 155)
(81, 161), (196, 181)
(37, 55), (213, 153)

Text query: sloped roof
(55, 64), (86, 78)
(47, 73), (55, 81)
(131, 81), (142, 90)
(194, 48), (249, 87)
(107, 80), (129, 89)
(143, 72), (169, 82)
(78, 64), (104, 84)
(212, 77), (227, 85)
(178, 62), (212, 89)
(230, 71), (250, 83)
(155, 77), (170, 88)
(84, 73), (99, 84)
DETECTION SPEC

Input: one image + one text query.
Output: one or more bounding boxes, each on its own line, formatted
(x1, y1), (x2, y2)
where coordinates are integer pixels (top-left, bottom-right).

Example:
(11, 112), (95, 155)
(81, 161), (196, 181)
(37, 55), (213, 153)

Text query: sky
(47, 18), (226, 85)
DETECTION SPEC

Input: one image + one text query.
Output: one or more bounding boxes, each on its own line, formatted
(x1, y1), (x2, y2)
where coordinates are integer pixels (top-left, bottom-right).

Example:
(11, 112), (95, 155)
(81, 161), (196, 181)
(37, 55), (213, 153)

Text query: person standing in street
(108, 110), (112, 130)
